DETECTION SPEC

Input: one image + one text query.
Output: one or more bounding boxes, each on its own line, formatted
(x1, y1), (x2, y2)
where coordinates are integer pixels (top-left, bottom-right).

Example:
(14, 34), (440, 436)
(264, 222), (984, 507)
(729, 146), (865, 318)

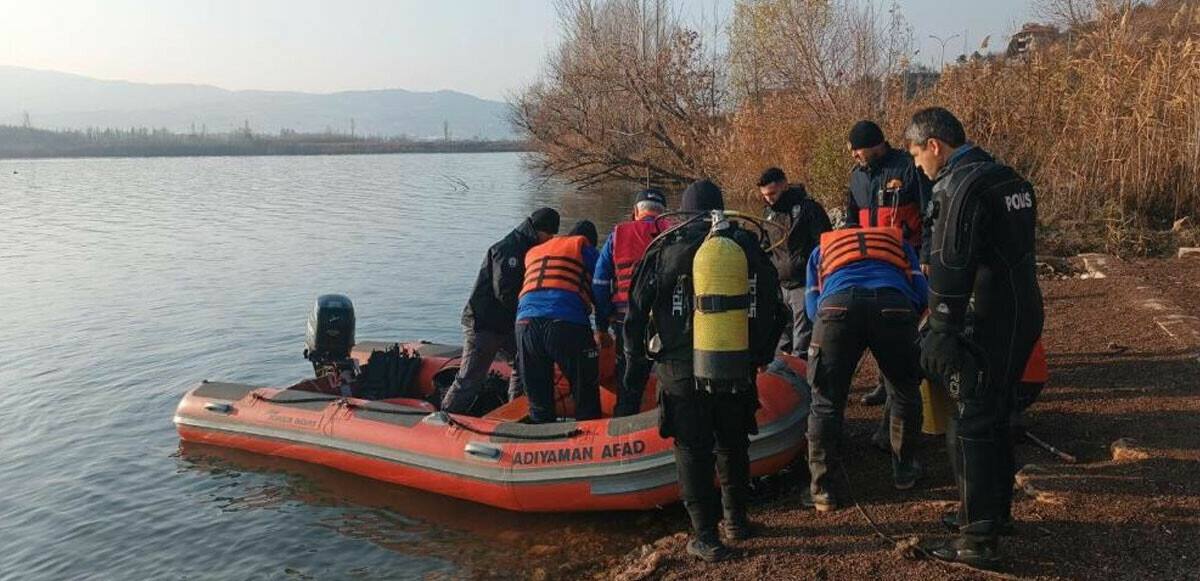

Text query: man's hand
(921, 263), (930, 277)
(921, 330), (962, 380)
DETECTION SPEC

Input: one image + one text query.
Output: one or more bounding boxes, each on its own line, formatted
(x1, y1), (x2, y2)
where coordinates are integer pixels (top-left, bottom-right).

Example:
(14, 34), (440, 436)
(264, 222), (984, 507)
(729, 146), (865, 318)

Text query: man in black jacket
(846, 120), (934, 407)
(441, 208), (560, 414)
(758, 167), (831, 358)
(906, 107), (1043, 569)
(625, 180), (785, 562)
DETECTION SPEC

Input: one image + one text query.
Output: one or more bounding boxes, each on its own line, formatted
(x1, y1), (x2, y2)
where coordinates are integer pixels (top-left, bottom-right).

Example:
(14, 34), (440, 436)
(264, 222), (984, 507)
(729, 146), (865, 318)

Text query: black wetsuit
(624, 216), (784, 540)
(925, 146), (1044, 543)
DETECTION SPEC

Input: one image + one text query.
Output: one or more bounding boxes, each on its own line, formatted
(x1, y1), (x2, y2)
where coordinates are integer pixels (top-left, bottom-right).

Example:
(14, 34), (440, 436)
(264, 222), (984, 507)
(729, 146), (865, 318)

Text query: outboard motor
(304, 294), (358, 391)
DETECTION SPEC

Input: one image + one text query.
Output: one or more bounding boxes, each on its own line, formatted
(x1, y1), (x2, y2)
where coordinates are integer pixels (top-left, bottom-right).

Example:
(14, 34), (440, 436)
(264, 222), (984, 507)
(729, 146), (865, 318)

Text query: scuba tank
(692, 210), (752, 392)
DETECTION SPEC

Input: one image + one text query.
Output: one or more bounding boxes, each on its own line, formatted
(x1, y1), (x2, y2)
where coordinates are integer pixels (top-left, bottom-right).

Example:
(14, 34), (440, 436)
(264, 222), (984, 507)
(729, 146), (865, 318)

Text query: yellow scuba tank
(693, 211), (752, 390)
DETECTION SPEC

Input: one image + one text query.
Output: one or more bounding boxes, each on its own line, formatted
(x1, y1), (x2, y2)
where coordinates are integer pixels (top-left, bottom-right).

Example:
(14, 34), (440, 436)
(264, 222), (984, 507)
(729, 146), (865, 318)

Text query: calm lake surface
(0, 153), (681, 580)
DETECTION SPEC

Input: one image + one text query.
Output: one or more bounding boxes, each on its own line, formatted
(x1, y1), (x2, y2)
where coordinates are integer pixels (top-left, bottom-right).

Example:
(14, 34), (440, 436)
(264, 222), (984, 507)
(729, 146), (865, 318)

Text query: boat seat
(482, 396), (529, 422)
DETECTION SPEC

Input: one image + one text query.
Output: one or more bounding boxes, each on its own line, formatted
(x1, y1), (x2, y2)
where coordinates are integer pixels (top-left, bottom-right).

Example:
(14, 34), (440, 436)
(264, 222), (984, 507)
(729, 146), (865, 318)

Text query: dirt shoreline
(564, 256), (1200, 581)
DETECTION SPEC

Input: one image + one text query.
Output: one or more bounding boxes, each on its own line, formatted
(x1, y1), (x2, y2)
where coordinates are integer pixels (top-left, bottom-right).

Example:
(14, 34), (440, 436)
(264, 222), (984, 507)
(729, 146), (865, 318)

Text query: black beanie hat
(848, 120), (885, 150)
(680, 179), (724, 211)
(634, 188), (667, 207)
(530, 207), (560, 234)
(568, 219), (599, 247)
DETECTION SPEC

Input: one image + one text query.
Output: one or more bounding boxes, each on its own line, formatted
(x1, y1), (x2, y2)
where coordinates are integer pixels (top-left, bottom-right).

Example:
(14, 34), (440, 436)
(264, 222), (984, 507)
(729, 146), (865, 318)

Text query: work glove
(921, 329), (963, 381)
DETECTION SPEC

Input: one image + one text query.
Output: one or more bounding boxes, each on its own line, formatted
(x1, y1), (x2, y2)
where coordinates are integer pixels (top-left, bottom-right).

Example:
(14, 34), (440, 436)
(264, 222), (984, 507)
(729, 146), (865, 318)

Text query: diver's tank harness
(692, 210), (753, 393)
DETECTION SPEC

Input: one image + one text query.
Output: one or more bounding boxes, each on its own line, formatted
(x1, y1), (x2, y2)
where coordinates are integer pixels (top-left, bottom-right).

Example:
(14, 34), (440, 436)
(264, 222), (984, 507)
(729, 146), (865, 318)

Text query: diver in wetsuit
(623, 180), (785, 562)
(905, 107), (1044, 569)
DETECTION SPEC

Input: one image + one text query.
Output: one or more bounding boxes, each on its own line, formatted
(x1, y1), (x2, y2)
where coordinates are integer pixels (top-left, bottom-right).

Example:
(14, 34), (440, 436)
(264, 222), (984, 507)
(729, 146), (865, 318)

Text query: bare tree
(510, 0), (727, 187)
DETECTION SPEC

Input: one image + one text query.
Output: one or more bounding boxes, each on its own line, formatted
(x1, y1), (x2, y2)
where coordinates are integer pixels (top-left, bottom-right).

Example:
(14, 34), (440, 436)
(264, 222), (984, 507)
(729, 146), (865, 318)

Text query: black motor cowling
(305, 294), (356, 364)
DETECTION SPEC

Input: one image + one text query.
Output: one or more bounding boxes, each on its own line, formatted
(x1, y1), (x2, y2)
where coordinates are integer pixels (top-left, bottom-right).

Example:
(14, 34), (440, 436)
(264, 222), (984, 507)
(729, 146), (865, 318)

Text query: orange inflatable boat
(174, 340), (810, 512)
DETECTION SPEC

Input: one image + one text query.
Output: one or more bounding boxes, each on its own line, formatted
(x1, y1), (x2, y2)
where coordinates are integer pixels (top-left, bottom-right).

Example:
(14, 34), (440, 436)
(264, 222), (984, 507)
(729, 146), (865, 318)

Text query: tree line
(513, 0), (1200, 256)
(0, 125), (527, 159)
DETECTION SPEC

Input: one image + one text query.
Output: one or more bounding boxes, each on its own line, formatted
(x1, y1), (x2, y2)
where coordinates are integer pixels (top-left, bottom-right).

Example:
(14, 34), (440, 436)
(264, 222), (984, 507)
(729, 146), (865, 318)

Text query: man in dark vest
(845, 120), (934, 407)
(803, 226), (927, 511)
(441, 208), (560, 414)
(593, 189), (668, 416)
(624, 180), (784, 562)
(759, 167), (831, 359)
(906, 107), (1043, 569)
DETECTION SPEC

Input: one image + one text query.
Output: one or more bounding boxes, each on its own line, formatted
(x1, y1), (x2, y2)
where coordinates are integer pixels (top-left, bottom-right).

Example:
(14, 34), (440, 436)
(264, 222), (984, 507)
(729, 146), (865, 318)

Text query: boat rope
(251, 393), (343, 404)
(250, 392), (584, 439)
(444, 414), (584, 441)
(251, 392), (429, 415)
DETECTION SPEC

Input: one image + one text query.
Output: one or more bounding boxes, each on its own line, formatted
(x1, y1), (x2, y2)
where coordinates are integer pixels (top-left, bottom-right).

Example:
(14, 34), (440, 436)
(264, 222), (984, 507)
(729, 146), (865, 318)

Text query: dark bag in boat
(358, 344), (421, 400)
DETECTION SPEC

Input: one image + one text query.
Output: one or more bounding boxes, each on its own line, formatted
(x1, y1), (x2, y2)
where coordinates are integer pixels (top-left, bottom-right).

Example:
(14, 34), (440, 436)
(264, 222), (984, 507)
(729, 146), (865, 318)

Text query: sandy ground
(575, 257), (1200, 581)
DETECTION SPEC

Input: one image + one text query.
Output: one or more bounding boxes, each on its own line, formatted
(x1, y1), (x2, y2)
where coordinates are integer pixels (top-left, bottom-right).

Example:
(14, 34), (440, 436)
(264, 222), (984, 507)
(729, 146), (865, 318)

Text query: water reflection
(177, 442), (685, 579)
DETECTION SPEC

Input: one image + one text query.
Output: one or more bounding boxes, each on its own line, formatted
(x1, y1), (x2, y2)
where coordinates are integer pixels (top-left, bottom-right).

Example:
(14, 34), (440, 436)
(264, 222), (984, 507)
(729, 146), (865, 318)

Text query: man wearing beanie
(846, 120), (934, 409)
(624, 179), (785, 562)
(442, 207), (559, 414)
(758, 167), (832, 359)
(514, 219), (602, 423)
(593, 188), (668, 416)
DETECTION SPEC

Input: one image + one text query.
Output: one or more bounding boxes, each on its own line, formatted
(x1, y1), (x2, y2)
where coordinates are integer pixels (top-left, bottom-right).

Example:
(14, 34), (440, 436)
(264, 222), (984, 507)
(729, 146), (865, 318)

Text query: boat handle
(204, 402), (234, 414)
(464, 442), (502, 462)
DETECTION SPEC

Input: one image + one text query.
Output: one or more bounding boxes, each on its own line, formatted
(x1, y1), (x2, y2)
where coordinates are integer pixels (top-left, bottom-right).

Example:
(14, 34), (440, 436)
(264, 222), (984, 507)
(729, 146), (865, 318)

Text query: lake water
(0, 153), (683, 580)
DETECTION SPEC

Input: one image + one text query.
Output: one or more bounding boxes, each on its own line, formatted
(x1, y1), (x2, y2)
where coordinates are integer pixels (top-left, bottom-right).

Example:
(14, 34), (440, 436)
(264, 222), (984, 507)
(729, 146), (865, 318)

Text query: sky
(0, 0), (1034, 101)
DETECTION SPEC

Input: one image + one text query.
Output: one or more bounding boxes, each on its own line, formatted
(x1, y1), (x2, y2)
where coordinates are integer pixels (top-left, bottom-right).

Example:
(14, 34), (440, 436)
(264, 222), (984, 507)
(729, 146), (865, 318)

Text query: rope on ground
(837, 463), (1036, 581)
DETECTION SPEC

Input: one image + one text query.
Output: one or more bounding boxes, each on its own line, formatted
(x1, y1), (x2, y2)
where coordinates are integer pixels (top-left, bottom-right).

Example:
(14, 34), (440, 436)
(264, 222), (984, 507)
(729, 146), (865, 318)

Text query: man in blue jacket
(515, 220), (602, 423)
(593, 189), (668, 416)
(803, 225), (927, 511)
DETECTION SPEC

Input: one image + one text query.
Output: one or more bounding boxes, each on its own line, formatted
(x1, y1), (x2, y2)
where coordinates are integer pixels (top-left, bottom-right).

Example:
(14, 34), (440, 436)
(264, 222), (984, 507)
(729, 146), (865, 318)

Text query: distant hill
(0, 66), (514, 140)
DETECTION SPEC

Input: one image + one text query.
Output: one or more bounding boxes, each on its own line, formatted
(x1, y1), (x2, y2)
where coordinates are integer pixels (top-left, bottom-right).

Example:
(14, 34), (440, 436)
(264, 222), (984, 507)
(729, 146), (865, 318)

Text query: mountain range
(0, 66), (514, 140)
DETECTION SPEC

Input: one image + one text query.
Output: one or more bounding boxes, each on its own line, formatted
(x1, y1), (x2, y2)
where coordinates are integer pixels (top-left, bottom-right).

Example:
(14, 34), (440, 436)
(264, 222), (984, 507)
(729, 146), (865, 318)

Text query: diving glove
(921, 329), (962, 380)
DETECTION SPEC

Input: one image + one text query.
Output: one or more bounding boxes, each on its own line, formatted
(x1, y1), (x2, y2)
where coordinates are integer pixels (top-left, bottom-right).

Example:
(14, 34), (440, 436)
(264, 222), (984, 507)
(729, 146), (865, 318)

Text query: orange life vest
(521, 235), (592, 306)
(817, 226), (910, 289)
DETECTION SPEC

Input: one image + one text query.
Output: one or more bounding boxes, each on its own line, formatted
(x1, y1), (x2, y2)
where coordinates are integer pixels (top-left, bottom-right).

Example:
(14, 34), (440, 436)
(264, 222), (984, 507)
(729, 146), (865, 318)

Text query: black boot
(893, 459), (922, 491)
(717, 443), (754, 540)
(721, 507), (754, 541)
(942, 511), (1014, 535)
(684, 501), (731, 562)
(806, 436), (839, 512)
(687, 531), (732, 562)
(860, 379), (887, 406)
(930, 521), (1001, 570)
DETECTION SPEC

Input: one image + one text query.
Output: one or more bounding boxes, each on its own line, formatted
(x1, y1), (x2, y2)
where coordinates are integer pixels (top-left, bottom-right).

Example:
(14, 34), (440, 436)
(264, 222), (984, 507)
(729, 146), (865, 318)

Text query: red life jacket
(521, 235), (592, 307)
(858, 188), (923, 248)
(611, 218), (662, 310)
(817, 226), (910, 290)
